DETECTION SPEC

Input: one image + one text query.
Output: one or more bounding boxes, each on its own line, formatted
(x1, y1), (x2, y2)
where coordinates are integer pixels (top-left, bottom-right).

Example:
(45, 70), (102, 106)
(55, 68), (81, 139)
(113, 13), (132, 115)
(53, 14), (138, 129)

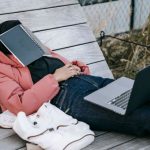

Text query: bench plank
(35, 24), (95, 50)
(0, 4), (86, 32)
(0, 134), (25, 150)
(0, 0), (78, 14)
(94, 131), (107, 137)
(18, 148), (26, 150)
(83, 132), (134, 150)
(110, 137), (150, 150)
(89, 61), (114, 79)
(0, 128), (15, 140)
(56, 42), (105, 64)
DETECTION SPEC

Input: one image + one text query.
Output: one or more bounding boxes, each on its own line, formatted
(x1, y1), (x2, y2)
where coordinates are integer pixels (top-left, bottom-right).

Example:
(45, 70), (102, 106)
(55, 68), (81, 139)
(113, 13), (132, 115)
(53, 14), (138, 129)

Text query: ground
(101, 16), (150, 79)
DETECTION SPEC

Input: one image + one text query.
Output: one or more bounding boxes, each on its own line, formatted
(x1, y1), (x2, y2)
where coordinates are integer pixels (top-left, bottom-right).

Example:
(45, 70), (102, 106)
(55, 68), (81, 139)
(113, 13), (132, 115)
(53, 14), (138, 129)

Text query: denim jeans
(51, 75), (150, 136)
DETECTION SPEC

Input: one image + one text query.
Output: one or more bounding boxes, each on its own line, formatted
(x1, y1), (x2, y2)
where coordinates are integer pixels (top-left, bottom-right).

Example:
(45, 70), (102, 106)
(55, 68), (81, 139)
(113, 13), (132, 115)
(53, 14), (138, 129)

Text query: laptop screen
(126, 66), (150, 115)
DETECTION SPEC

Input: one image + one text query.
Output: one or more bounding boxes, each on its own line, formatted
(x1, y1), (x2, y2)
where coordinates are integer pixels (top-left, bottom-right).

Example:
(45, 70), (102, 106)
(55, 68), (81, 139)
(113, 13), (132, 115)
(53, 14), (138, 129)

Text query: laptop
(0, 24), (50, 66)
(84, 66), (150, 115)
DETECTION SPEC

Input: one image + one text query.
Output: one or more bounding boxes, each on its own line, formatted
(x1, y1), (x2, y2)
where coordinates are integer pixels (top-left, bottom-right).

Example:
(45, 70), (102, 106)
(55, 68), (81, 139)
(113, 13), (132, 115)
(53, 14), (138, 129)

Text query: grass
(101, 16), (150, 79)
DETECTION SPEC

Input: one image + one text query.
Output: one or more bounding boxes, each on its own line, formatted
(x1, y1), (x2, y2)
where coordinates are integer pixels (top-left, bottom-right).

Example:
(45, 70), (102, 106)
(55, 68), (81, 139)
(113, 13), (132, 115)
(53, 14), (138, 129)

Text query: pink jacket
(0, 50), (90, 115)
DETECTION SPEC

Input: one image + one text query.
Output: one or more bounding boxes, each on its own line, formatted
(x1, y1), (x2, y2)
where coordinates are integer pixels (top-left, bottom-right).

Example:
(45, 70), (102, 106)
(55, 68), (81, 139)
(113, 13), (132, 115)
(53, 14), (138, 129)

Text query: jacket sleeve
(71, 60), (90, 75)
(0, 73), (60, 115)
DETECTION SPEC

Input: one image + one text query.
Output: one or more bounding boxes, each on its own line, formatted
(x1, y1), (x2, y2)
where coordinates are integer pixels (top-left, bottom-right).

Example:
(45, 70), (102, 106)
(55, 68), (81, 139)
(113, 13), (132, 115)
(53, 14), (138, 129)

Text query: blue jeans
(51, 75), (150, 136)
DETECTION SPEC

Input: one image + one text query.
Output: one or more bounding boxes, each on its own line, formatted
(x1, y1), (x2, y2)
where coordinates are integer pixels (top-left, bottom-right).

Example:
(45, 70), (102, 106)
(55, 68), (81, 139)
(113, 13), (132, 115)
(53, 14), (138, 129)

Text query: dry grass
(101, 16), (150, 79)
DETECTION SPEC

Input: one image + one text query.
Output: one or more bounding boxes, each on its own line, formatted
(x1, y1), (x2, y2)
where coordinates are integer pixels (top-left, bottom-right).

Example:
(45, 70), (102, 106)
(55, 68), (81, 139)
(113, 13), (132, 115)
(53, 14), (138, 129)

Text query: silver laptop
(84, 66), (150, 115)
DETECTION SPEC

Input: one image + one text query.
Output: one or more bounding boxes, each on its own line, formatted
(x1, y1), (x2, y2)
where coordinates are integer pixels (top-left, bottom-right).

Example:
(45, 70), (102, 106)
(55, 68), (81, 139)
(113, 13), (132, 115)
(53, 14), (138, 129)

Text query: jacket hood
(0, 51), (23, 67)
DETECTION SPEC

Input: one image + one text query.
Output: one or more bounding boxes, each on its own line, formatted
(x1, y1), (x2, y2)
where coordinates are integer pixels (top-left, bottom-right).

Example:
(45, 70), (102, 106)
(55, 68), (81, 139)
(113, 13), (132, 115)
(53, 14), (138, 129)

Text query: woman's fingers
(53, 64), (81, 82)
(65, 64), (73, 68)
(69, 69), (80, 76)
(65, 64), (81, 72)
(72, 65), (81, 72)
(59, 64), (81, 79)
(65, 64), (81, 71)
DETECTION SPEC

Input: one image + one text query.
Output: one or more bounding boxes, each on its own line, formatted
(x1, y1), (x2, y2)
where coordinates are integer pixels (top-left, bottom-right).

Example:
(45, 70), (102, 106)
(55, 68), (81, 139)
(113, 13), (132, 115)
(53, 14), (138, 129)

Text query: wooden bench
(0, 0), (150, 149)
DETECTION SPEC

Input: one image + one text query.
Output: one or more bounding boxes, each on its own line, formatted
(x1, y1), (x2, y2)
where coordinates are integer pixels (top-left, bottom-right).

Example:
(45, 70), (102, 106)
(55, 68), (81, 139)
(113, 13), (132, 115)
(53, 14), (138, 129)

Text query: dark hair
(0, 20), (21, 54)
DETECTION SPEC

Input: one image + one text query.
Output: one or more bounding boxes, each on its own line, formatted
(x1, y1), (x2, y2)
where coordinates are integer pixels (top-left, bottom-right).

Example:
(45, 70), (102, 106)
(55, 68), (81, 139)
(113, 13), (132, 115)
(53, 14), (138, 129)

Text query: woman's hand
(71, 60), (90, 75)
(53, 64), (81, 82)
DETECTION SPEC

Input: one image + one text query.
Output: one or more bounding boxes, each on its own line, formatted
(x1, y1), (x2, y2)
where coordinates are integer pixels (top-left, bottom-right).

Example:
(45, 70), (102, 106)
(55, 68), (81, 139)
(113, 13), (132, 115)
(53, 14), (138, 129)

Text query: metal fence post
(130, 0), (135, 30)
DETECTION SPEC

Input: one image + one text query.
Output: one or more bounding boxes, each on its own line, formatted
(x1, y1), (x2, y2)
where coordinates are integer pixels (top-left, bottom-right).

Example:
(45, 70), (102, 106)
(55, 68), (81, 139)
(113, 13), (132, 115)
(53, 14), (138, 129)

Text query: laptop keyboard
(108, 89), (132, 110)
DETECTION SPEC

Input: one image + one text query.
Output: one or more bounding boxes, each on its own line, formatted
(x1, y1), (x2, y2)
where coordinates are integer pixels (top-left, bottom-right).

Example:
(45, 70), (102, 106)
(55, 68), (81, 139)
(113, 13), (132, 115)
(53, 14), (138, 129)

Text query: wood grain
(0, 128), (15, 140)
(0, 4), (86, 32)
(89, 61), (114, 79)
(94, 131), (107, 137)
(83, 132), (134, 150)
(110, 137), (150, 150)
(17, 148), (26, 150)
(0, 0), (78, 14)
(35, 24), (96, 50)
(0, 134), (25, 150)
(55, 42), (105, 64)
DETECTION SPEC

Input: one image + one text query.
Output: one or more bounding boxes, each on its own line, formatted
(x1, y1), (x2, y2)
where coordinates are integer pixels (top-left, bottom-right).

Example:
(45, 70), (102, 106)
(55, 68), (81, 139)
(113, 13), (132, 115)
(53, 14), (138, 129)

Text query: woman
(0, 20), (150, 136)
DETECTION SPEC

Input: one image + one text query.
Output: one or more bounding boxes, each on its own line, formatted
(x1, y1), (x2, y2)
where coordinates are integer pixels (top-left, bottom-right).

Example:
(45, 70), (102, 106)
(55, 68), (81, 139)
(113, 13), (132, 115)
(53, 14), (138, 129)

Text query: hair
(0, 20), (21, 54)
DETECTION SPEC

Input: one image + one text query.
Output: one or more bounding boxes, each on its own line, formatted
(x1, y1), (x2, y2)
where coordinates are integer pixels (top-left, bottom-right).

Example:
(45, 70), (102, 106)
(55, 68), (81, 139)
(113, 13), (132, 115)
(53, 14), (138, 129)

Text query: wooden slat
(0, 0), (78, 14)
(18, 148), (26, 150)
(94, 131), (107, 137)
(26, 143), (42, 150)
(0, 128), (15, 140)
(56, 42), (105, 64)
(89, 61), (114, 79)
(110, 137), (150, 150)
(0, 134), (25, 150)
(83, 132), (134, 150)
(36, 24), (95, 50)
(0, 4), (86, 32)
